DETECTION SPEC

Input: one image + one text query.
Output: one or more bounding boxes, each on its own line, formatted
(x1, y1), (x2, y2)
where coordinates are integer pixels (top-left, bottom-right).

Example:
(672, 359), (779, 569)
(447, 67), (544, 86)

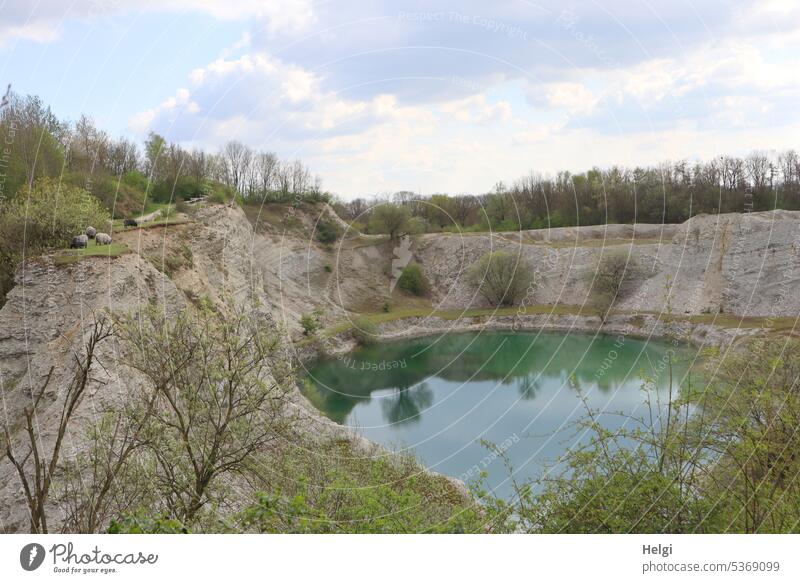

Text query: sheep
(123, 218), (138, 228)
(86, 226), (97, 239)
(70, 234), (88, 249)
(95, 232), (112, 246)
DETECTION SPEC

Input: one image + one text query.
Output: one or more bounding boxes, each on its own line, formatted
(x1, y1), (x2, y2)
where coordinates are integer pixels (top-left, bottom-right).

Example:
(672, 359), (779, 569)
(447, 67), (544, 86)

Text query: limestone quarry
(1, 203), (798, 532)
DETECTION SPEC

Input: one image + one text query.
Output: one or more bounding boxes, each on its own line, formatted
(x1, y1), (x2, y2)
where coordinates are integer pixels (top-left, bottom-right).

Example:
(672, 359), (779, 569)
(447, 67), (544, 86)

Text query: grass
(53, 241), (130, 265)
(303, 303), (800, 346)
(111, 214), (190, 232)
(310, 303), (600, 341)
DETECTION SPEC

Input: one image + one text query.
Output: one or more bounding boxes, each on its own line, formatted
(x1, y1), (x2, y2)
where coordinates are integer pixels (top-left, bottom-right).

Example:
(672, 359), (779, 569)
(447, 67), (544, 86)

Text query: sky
(1, 0), (799, 198)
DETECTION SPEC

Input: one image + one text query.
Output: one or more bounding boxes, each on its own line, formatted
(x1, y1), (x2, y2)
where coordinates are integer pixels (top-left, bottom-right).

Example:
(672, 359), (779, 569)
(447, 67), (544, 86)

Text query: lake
(300, 330), (694, 499)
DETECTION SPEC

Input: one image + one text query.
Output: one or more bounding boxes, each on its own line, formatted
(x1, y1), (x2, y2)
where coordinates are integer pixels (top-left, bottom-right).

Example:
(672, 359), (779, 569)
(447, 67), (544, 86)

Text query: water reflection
(303, 331), (684, 424)
(300, 331), (693, 499)
(380, 382), (434, 426)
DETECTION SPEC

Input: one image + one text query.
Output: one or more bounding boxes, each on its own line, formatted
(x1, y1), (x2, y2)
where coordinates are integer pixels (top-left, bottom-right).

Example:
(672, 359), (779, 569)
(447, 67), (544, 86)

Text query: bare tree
(591, 252), (637, 322)
(117, 304), (293, 525)
(255, 151), (279, 199)
(222, 141), (253, 194)
(3, 317), (113, 533)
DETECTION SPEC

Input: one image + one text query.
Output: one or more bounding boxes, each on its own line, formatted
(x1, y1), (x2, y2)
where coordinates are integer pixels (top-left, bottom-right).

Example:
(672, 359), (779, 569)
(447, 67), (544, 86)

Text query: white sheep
(86, 226), (97, 239)
(95, 232), (112, 246)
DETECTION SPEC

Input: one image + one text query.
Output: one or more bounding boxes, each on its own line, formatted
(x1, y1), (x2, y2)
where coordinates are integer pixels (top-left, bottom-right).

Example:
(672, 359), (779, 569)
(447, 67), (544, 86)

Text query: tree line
(333, 151), (800, 233)
(0, 91), (327, 215)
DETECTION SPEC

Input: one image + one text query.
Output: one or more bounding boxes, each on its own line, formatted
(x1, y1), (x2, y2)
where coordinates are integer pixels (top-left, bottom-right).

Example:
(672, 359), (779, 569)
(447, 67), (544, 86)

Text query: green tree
(368, 203), (416, 239)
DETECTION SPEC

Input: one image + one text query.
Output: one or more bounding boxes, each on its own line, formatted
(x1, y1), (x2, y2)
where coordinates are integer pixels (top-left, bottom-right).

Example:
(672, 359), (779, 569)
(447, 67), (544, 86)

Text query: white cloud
(440, 95), (513, 124)
(0, 22), (60, 45)
(128, 87), (200, 134)
(544, 82), (599, 115)
(0, 0), (315, 44)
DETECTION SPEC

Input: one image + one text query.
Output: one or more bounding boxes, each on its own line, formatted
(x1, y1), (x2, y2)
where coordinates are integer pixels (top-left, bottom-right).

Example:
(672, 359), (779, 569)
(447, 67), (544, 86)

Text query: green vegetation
(2, 303), (481, 533)
(397, 263), (429, 296)
(351, 316), (379, 346)
(465, 250), (534, 306)
(0, 178), (111, 299)
(53, 241), (130, 265)
(314, 218), (340, 244)
(367, 203), (422, 239)
(0, 92), (329, 308)
(235, 438), (485, 533)
(300, 309), (323, 336)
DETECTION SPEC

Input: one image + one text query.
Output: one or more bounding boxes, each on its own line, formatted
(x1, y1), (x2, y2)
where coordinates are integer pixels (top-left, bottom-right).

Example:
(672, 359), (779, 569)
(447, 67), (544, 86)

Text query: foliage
(300, 309), (323, 336)
(315, 218), (340, 244)
(368, 203), (419, 239)
(397, 263), (429, 296)
(465, 250), (533, 306)
(333, 149), (800, 234)
(3, 318), (114, 533)
(206, 182), (237, 204)
(108, 514), (189, 534)
(236, 439), (488, 533)
(688, 339), (800, 532)
(0, 177), (110, 303)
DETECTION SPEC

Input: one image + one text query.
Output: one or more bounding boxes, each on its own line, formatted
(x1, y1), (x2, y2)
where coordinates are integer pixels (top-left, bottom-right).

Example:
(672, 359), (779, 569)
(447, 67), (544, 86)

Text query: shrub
(300, 313), (320, 336)
(207, 182), (237, 204)
(591, 252), (637, 320)
(236, 438), (486, 533)
(300, 309), (324, 336)
(315, 219), (340, 244)
(0, 178), (110, 304)
(351, 317), (378, 346)
(465, 250), (533, 306)
(397, 263), (429, 296)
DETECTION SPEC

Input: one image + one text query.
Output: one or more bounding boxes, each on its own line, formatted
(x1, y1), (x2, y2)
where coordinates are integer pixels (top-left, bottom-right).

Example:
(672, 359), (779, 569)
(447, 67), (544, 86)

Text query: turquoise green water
(300, 331), (693, 499)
